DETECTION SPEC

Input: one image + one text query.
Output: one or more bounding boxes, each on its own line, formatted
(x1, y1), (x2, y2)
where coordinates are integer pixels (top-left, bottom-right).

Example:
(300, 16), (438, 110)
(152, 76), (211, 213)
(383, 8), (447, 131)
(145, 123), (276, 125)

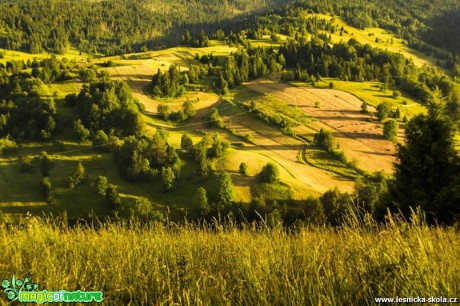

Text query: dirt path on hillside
(245, 79), (402, 173)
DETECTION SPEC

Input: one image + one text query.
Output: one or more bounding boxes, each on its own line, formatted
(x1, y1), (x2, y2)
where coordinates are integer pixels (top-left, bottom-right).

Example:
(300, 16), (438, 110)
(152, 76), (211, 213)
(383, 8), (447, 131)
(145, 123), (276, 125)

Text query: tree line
(0, 0), (278, 55)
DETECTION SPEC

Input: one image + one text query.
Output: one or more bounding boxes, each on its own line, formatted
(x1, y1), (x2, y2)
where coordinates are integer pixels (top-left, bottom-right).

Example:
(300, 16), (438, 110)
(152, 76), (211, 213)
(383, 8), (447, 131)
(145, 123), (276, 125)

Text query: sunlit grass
(0, 47), (88, 65)
(0, 210), (458, 305)
(295, 78), (427, 119)
(302, 146), (359, 179)
(311, 14), (444, 69)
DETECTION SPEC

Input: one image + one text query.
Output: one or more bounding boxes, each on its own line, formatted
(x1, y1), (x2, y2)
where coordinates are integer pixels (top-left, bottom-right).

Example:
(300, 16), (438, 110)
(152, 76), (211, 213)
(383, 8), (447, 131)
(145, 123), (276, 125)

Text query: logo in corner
(1, 274), (38, 301)
(2, 275), (103, 304)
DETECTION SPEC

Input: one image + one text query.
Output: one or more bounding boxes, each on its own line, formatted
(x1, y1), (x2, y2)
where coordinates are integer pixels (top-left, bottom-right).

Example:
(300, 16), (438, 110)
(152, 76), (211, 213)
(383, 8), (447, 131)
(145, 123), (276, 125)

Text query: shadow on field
(236, 144), (304, 151)
(0, 204), (52, 215)
(317, 109), (364, 115)
(313, 115), (370, 122)
(357, 150), (395, 157)
(339, 132), (383, 140)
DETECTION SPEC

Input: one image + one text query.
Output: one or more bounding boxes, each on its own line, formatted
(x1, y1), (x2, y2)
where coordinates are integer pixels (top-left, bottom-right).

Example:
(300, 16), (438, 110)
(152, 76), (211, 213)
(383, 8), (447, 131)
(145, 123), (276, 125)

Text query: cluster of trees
(151, 65), (187, 98)
(187, 133), (230, 179)
(181, 27), (458, 122)
(348, 91), (460, 225)
(0, 72), (56, 141)
(157, 100), (196, 122)
(1, 57), (72, 83)
(0, 57), (101, 143)
(389, 92), (460, 224)
(66, 78), (145, 143)
(313, 128), (349, 165)
(114, 129), (181, 187)
(182, 30), (210, 47)
(376, 102), (400, 121)
(205, 47), (283, 95)
(222, 0), (460, 68)
(194, 162), (284, 220)
(276, 38), (459, 123)
(193, 171), (235, 217)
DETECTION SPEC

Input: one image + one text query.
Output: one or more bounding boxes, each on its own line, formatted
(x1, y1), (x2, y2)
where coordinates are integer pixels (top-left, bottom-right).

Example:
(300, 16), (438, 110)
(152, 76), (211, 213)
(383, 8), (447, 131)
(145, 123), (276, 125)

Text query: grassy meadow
(312, 14), (444, 70)
(0, 47), (89, 65)
(0, 210), (459, 305)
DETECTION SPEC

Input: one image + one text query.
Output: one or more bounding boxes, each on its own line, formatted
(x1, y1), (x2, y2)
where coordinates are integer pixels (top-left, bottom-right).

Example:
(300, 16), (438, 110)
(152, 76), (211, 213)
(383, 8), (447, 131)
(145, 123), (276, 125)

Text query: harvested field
(222, 111), (355, 193)
(245, 79), (404, 173)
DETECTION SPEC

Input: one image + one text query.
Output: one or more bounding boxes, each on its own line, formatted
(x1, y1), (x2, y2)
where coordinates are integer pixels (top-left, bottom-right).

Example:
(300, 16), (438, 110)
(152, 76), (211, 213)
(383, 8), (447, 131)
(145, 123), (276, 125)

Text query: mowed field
(245, 78), (404, 173)
(221, 108), (355, 193)
(103, 45), (236, 114)
(99, 47), (356, 195)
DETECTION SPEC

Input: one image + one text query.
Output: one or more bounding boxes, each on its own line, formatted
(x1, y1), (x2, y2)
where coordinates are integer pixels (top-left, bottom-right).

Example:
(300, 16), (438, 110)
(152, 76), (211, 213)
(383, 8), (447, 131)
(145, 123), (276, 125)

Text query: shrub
(376, 102), (392, 121)
(314, 129), (335, 153)
(161, 167), (175, 192)
(209, 109), (224, 128)
(383, 119), (399, 141)
(157, 103), (170, 120)
(193, 187), (210, 216)
(93, 176), (108, 196)
(93, 130), (109, 149)
(217, 171), (234, 211)
(181, 134), (193, 151)
(40, 151), (53, 176)
(360, 101), (368, 113)
(239, 162), (249, 176)
(69, 162), (86, 189)
(106, 184), (122, 210)
(259, 162), (280, 184)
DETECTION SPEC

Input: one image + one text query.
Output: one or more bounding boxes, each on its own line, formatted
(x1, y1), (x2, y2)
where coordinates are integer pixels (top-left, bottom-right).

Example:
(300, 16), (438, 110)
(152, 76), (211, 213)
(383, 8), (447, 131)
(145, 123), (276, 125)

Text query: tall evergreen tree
(390, 92), (460, 224)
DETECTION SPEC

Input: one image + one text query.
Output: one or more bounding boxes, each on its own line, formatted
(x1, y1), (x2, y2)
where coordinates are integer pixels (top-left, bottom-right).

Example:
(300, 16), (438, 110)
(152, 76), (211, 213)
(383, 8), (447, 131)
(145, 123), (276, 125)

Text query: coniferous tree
(383, 120), (398, 141)
(390, 92), (460, 224)
(69, 162), (86, 189)
(93, 176), (109, 196)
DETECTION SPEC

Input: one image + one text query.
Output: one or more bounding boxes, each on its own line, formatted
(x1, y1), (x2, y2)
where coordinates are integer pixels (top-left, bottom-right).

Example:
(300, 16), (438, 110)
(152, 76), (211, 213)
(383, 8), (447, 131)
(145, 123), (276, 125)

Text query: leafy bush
(376, 102), (392, 121)
(383, 119), (398, 140)
(259, 162), (280, 184)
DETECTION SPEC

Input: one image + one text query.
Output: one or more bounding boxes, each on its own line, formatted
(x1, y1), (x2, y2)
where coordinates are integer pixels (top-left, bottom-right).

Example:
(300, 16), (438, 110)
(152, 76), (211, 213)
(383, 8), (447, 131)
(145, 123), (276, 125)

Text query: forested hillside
(0, 0), (278, 54)
(1, 0), (460, 61)
(226, 0), (460, 70)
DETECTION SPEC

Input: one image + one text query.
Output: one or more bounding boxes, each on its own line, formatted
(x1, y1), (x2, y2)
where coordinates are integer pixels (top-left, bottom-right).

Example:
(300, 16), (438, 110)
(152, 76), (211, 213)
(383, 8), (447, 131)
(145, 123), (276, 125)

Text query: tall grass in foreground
(0, 210), (459, 305)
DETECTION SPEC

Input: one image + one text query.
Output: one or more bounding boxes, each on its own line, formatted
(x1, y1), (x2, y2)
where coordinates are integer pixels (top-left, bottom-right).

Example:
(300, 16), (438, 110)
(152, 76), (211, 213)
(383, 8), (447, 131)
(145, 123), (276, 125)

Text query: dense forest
(1, 0), (460, 60)
(231, 0), (460, 55)
(0, 0), (278, 54)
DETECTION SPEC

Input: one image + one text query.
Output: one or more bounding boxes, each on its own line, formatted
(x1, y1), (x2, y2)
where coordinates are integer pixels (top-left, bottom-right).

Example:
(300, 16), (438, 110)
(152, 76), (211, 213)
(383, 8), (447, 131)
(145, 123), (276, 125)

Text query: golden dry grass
(0, 210), (458, 305)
